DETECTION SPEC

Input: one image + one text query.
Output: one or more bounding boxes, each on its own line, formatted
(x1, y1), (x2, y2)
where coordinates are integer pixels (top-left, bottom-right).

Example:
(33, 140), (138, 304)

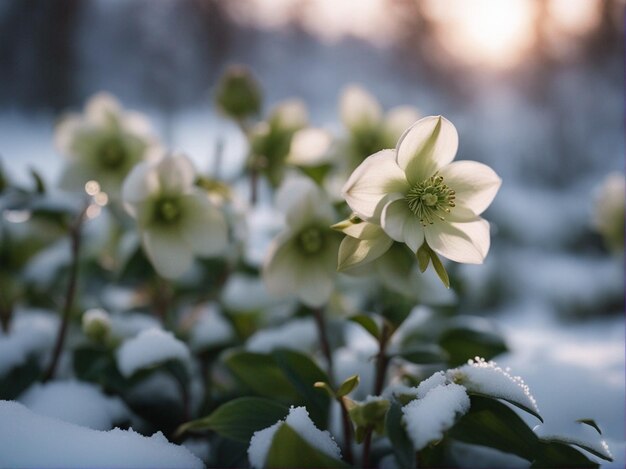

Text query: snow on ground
(116, 328), (191, 378)
(18, 380), (129, 430)
(246, 317), (318, 353)
(0, 400), (203, 469)
(187, 304), (235, 352)
(0, 309), (58, 376)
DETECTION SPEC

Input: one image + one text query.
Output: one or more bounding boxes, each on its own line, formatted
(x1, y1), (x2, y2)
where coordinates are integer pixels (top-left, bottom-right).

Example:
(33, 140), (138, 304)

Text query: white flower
(122, 152), (228, 279)
(56, 92), (158, 196)
(262, 176), (341, 307)
(339, 84), (420, 164)
(343, 116), (501, 264)
(333, 216), (393, 272)
(592, 172), (625, 253)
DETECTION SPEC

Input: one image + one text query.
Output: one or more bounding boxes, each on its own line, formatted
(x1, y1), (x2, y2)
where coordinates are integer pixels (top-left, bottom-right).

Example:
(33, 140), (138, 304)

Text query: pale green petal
(298, 259), (335, 307)
(180, 192), (229, 256)
(156, 153), (196, 195)
(424, 218), (490, 264)
(142, 227), (194, 279)
(122, 161), (160, 206)
(342, 150), (408, 220)
(263, 233), (301, 297)
(337, 233), (393, 272)
(270, 99), (308, 131)
(334, 218), (386, 240)
(340, 85), (382, 131)
(396, 116), (458, 185)
(438, 161), (501, 216)
(58, 162), (95, 192)
(54, 115), (84, 158)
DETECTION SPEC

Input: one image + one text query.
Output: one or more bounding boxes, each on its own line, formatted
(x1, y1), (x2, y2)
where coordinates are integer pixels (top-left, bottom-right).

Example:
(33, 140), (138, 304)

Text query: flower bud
(82, 308), (111, 343)
(215, 65), (262, 121)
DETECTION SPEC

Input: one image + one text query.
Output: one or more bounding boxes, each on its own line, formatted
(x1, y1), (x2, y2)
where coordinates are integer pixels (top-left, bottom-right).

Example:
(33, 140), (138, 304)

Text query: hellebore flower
(56, 92), (158, 196)
(263, 176), (341, 307)
(122, 152), (228, 279)
(343, 116), (501, 265)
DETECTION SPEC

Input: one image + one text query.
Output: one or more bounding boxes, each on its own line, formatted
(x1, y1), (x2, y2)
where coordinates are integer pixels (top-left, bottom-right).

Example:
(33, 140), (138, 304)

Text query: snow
(248, 406), (341, 468)
(535, 420), (613, 462)
(402, 383), (470, 451)
(0, 309), (58, 376)
(18, 380), (129, 430)
(0, 400), (203, 469)
(246, 317), (317, 353)
(116, 328), (191, 378)
(187, 304), (235, 352)
(248, 420), (283, 469)
(109, 312), (162, 340)
(449, 358), (539, 417)
(416, 371), (447, 399)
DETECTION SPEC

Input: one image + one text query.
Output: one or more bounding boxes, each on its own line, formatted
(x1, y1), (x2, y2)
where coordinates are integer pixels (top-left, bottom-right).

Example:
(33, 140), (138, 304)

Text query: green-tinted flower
(122, 152), (228, 279)
(343, 116), (501, 265)
(55, 92), (158, 196)
(263, 176), (341, 307)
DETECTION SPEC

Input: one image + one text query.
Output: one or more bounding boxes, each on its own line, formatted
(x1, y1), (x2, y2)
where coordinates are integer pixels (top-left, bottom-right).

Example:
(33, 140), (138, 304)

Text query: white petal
(156, 153), (196, 195)
(384, 106), (421, 141)
(85, 92), (122, 126)
(180, 192), (229, 256)
(276, 176), (335, 229)
(270, 99), (308, 131)
(298, 260), (335, 307)
(263, 233), (301, 297)
(425, 218), (490, 264)
(54, 115), (84, 158)
(58, 162), (94, 192)
(438, 161), (501, 216)
(336, 219), (386, 240)
(342, 150), (408, 220)
(396, 116), (458, 185)
(122, 161), (159, 206)
(337, 234), (393, 272)
(380, 198), (410, 242)
(340, 85), (382, 131)
(286, 128), (333, 167)
(402, 217), (426, 253)
(142, 227), (194, 279)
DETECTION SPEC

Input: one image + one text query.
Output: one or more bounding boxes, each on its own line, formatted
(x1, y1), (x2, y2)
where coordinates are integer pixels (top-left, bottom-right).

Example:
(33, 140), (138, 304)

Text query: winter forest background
(0, 0), (624, 467)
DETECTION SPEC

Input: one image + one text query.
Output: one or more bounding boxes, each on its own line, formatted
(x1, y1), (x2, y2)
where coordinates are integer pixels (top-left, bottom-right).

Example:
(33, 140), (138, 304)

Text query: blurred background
(0, 0), (624, 465)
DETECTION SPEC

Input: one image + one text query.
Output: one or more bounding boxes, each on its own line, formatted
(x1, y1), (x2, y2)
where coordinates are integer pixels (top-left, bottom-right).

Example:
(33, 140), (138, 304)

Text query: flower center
(153, 197), (183, 225)
(405, 174), (456, 225)
(298, 227), (325, 255)
(100, 139), (126, 169)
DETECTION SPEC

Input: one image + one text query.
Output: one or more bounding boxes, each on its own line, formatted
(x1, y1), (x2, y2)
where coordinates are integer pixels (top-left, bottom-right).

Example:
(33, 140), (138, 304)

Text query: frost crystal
(402, 383), (470, 451)
(449, 357), (539, 416)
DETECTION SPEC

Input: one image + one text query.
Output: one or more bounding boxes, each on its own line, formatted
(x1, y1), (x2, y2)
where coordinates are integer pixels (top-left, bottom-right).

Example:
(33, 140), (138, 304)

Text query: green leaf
(349, 314), (379, 339)
(416, 243), (430, 272)
(438, 322), (507, 367)
(176, 397), (288, 442)
(385, 400), (415, 469)
(336, 375), (360, 397)
(265, 423), (348, 468)
(272, 349), (331, 429)
(532, 441), (600, 468)
(29, 167), (46, 194)
(392, 344), (448, 365)
(314, 381), (335, 398)
(448, 396), (539, 461)
(0, 356), (40, 400)
(224, 351), (300, 402)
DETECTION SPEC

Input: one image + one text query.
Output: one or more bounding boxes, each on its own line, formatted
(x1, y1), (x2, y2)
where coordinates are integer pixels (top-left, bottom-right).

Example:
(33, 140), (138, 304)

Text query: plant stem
(312, 306), (334, 382)
(43, 205), (87, 382)
(361, 322), (392, 467)
(339, 397), (354, 465)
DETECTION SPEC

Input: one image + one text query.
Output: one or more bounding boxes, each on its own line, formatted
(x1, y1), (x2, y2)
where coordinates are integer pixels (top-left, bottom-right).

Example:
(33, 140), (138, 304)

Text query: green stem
(43, 205), (87, 382)
(312, 306), (334, 382)
(339, 397), (354, 465)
